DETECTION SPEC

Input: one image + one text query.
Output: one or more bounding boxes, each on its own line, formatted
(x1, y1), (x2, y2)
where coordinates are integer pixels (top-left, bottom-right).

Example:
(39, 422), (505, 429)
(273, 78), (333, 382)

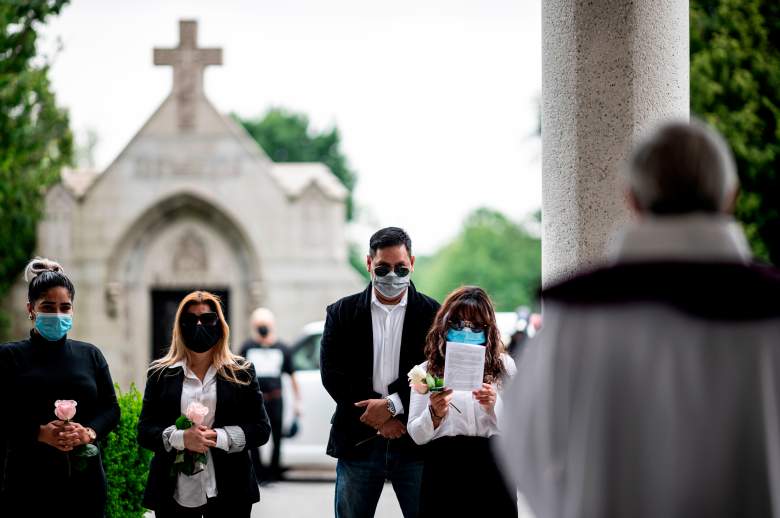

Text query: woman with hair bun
(138, 290), (271, 517)
(0, 258), (120, 517)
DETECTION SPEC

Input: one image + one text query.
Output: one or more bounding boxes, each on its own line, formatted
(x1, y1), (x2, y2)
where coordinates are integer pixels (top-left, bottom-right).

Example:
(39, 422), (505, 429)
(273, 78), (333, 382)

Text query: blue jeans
(335, 438), (424, 518)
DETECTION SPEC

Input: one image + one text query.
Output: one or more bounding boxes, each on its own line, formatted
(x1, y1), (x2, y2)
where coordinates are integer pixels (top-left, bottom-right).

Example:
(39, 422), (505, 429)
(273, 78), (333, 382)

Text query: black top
(0, 331), (120, 490)
(137, 363), (271, 509)
(320, 283), (440, 459)
(239, 340), (294, 394)
(542, 261), (780, 321)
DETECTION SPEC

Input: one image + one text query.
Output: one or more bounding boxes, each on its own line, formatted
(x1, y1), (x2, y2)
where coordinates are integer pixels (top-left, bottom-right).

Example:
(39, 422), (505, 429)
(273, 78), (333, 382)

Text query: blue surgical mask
(446, 327), (486, 346)
(35, 313), (73, 341)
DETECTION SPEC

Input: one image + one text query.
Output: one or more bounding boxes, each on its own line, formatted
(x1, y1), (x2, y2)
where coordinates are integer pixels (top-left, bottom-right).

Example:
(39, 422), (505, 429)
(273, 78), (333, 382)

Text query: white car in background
(495, 311), (520, 346)
(259, 321), (336, 470)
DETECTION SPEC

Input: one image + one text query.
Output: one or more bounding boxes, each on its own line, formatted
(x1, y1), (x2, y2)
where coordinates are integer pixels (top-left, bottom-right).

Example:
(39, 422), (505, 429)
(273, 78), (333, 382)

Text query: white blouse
(407, 354), (516, 445)
(161, 361), (246, 508)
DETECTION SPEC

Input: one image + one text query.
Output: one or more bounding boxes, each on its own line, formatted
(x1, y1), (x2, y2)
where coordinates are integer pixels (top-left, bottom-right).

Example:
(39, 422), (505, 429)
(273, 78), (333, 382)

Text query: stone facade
(4, 20), (363, 389)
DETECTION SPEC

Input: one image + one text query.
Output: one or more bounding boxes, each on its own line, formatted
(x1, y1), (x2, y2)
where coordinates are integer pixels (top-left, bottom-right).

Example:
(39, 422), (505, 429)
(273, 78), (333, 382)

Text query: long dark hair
(424, 286), (507, 384)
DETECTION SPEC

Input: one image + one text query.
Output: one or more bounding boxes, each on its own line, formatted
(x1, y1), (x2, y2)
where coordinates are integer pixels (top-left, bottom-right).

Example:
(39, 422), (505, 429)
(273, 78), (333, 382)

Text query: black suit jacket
(137, 363), (271, 509)
(321, 283), (440, 459)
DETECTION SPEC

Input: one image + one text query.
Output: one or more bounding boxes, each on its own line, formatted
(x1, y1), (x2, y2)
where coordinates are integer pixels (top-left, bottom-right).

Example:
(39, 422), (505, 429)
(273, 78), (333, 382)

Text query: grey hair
(626, 119), (739, 215)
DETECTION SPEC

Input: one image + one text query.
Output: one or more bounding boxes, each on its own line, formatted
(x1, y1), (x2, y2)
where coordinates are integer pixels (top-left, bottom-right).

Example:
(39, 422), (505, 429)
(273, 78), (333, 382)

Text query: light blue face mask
(35, 313), (73, 341)
(446, 327), (486, 346)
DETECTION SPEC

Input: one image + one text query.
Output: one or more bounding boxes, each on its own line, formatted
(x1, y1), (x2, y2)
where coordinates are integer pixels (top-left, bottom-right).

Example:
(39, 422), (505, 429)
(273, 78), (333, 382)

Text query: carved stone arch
(107, 191), (261, 288)
(104, 192), (264, 386)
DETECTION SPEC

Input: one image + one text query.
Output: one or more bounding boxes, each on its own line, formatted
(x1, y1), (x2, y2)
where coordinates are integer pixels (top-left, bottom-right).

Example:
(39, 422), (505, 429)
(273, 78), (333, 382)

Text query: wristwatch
(85, 427), (97, 443)
(385, 397), (396, 417)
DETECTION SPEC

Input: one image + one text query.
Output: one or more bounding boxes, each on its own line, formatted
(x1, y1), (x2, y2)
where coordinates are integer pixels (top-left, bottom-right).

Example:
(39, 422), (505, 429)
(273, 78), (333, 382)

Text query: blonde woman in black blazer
(138, 291), (270, 517)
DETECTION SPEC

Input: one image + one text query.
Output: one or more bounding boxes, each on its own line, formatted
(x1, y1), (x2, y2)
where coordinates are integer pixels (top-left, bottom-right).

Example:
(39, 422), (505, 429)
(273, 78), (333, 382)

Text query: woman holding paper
(407, 286), (517, 516)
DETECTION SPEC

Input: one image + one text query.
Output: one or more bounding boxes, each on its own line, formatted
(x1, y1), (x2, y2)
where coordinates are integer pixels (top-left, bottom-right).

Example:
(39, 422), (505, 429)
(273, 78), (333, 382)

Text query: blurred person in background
(507, 307), (530, 356)
(499, 119), (780, 518)
(240, 307), (301, 482)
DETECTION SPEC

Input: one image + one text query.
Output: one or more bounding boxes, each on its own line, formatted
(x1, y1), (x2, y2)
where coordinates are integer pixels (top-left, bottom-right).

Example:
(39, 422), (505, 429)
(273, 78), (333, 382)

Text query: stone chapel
(4, 20), (363, 388)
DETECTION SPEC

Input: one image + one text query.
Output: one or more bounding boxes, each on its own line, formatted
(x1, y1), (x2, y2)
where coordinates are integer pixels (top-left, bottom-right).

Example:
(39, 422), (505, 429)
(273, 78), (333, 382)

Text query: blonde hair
(150, 290), (251, 385)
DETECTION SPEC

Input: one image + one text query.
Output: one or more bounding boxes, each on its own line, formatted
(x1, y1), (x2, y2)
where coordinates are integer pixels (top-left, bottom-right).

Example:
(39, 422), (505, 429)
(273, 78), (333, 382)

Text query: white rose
(407, 365), (427, 385)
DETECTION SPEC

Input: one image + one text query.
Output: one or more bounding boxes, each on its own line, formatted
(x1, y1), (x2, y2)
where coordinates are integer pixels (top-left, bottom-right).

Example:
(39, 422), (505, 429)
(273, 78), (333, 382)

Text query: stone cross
(154, 20), (222, 130)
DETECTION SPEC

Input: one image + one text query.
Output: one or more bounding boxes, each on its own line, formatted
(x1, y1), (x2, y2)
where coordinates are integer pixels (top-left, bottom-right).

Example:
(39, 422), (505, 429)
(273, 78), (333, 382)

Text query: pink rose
(185, 401), (209, 426)
(54, 400), (77, 421)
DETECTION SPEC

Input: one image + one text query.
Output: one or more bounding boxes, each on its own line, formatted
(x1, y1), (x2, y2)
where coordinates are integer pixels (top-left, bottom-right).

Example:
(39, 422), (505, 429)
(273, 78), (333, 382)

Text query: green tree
(414, 208), (541, 311)
(349, 242), (371, 282)
(0, 1), (73, 322)
(237, 107), (357, 220)
(691, 0), (780, 263)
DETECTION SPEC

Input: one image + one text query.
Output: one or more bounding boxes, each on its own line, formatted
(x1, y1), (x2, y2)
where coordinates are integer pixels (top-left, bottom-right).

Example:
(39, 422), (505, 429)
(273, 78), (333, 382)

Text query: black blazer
(137, 363), (271, 509)
(321, 283), (440, 459)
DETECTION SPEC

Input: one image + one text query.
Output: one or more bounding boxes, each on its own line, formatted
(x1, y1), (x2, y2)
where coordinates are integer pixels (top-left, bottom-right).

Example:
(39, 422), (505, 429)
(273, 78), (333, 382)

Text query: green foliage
(174, 414), (191, 430)
(102, 385), (152, 518)
(349, 242), (371, 282)
(0, 0), (73, 302)
(236, 107), (357, 219)
(691, 0), (780, 264)
(414, 208), (541, 311)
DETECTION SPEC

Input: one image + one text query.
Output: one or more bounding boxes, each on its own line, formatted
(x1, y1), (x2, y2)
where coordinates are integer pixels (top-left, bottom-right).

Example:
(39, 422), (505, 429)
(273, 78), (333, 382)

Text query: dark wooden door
(150, 288), (230, 360)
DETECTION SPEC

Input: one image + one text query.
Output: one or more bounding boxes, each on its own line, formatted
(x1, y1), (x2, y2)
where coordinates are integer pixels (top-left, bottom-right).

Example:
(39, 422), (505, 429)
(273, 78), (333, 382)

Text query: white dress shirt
(407, 354), (516, 445)
(161, 361), (246, 508)
(371, 288), (407, 415)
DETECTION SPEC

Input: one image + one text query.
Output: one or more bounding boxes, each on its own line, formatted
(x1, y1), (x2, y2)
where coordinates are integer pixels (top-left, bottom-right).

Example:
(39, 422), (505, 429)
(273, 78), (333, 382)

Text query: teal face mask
(35, 313), (73, 341)
(446, 327), (486, 346)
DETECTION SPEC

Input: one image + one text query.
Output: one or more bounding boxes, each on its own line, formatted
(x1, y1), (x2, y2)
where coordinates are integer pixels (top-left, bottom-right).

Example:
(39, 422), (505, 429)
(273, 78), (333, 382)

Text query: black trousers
(250, 396), (283, 480)
(420, 436), (517, 517)
(3, 448), (107, 518)
(155, 497), (252, 518)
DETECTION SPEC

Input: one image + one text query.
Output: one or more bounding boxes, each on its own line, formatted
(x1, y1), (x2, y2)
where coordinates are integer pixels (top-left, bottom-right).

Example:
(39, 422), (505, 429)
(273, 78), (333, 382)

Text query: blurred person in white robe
(498, 119), (780, 518)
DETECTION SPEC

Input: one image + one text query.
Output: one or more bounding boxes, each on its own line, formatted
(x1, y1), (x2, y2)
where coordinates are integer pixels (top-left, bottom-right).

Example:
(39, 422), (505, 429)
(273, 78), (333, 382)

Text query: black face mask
(181, 324), (222, 353)
(258, 325), (269, 338)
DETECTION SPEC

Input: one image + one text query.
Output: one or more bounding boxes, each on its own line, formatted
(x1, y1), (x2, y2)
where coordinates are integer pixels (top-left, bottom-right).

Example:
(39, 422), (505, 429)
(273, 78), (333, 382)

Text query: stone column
(542, 0), (689, 284)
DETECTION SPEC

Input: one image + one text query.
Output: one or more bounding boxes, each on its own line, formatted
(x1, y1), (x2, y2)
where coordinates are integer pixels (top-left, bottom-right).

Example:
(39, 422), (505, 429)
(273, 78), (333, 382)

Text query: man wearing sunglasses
(321, 227), (440, 518)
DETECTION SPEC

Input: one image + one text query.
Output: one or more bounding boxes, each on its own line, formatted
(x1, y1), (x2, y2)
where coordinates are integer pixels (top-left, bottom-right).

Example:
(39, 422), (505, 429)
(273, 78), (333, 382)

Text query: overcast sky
(41, 0), (542, 255)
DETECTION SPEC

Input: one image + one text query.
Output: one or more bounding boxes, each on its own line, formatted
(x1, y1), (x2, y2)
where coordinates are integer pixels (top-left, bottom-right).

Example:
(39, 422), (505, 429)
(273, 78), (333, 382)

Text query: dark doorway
(151, 288), (230, 360)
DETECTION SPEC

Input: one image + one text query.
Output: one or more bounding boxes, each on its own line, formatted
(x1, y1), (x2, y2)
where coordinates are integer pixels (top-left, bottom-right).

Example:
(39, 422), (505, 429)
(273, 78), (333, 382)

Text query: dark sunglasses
(180, 312), (219, 327)
(373, 264), (410, 277)
(449, 319), (487, 333)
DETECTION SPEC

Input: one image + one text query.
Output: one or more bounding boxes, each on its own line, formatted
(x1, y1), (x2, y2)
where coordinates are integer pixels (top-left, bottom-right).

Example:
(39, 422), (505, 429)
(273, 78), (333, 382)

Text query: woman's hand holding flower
(429, 388), (453, 428)
(60, 422), (92, 447)
(38, 420), (71, 451)
(183, 425), (217, 453)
